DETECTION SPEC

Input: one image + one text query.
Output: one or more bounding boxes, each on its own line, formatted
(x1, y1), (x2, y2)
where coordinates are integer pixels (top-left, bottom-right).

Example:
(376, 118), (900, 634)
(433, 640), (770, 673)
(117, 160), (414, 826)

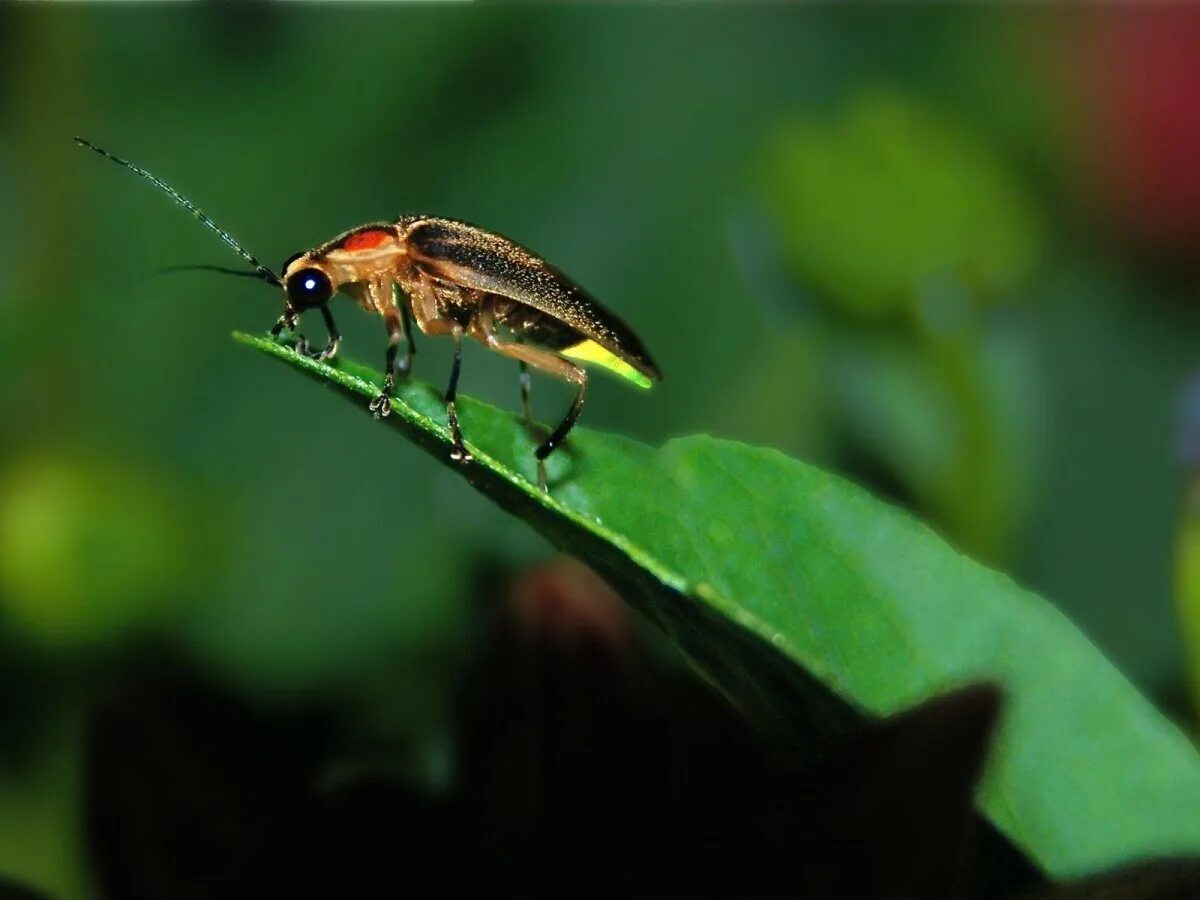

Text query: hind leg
(472, 311), (586, 491)
(519, 359), (535, 429)
(504, 346), (586, 491)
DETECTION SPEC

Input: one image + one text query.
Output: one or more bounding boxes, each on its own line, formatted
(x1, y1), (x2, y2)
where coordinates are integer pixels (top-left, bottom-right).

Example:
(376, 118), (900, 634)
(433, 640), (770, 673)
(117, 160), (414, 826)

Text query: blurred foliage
(1176, 478), (1200, 720)
(1, 4), (1200, 897)
(0, 454), (189, 651)
(765, 91), (1042, 318)
(1076, 6), (1200, 255)
(759, 91), (1046, 563)
(1175, 377), (1200, 721)
(0, 708), (87, 900)
(829, 296), (1043, 563)
(83, 580), (1024, 900)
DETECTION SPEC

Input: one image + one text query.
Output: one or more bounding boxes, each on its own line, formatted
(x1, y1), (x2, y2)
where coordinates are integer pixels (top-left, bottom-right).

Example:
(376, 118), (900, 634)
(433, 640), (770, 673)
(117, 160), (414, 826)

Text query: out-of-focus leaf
(765, 90), (1042, 318)
(711, 330), (833, 462)
(1175, 478), (1200, 719)
(0, 876), (54, 900)
(1175, 380), (1200, 719)
(833, 314), (1043, 563)
(1036, 858), (1200, 900)
(0, 455), (189, 649)
(0, 710), (89, 900)
(240, 332), (1200, 878)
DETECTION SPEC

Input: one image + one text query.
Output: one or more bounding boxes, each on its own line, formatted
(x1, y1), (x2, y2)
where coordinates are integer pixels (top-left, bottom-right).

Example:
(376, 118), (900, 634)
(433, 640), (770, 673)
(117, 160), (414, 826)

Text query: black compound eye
(285, 267), (332, 308)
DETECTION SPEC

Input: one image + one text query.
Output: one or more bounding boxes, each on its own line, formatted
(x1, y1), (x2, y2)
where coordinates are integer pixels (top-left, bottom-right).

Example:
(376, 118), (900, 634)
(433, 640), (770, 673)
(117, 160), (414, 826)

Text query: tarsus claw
(369, 394), (392, 418)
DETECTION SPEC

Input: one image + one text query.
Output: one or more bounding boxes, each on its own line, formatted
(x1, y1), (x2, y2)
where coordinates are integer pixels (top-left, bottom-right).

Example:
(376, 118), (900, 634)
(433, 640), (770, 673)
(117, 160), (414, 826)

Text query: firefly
(75, 138), (661, 490)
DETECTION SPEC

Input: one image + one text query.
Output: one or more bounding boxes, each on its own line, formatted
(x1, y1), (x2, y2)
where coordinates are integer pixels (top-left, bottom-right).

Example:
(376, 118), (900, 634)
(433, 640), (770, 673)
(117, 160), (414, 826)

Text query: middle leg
(444, 324), (470, 462)
(518, 358), (536, 429)
(369, 308), (407, 418)
(407, 273), (475, 461)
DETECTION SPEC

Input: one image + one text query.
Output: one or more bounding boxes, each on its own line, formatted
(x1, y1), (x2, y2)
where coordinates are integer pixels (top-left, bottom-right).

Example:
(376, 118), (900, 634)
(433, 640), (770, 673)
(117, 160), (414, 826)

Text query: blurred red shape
(1085, 7), (1200, 252)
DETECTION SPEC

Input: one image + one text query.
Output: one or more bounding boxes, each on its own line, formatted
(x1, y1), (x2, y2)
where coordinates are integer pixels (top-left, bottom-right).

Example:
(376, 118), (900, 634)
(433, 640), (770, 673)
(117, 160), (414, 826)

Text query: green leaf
(1174, 478), (1200, 720)
(238, 331), (1200, 878)
(0, 706), (90, 900)
(764, 90), (1043, 318)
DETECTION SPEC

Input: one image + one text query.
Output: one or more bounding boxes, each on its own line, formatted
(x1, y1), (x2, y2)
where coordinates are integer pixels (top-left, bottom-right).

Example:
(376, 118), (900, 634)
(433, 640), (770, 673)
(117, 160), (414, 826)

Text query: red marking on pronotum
(342, 229), (390, 251)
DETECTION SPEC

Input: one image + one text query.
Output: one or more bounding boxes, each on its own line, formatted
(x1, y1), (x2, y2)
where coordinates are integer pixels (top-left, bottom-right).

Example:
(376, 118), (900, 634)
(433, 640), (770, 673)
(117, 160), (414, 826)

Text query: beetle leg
(444, 325), (471, 462)
(386, 282), (417, 376)
(369, 310), (406, 419)
(407, 270), (444, 330)
(399, 301), (416, 376)
(269, 302), (298, 339)
(519, 360), (535, 428)
(470, 301), (539, 441)
(298, 305), (341, 361)
(368, 393), (391, 418)
(533, 358), (586, 461)
(384, 315), (401, 387)
(407, 273), (476, 462)
(317, 305), (341, 360)
(475, 321), (587, 491)
(519, 348), (586, 492)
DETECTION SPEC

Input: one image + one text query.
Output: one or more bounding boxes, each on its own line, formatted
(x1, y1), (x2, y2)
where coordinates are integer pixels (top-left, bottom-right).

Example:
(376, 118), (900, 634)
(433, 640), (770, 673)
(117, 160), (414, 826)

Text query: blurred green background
(4, 4), (1200, 896)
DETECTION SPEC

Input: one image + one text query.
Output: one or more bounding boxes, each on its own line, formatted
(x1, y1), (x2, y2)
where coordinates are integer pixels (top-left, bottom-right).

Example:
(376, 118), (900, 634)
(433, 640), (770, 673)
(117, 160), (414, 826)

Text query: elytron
(75, 138), (661, 490)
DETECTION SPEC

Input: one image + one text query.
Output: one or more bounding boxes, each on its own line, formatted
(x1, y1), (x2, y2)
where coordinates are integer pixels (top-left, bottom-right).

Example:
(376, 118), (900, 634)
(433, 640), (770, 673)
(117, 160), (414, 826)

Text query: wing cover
(402, 217), (661, 381)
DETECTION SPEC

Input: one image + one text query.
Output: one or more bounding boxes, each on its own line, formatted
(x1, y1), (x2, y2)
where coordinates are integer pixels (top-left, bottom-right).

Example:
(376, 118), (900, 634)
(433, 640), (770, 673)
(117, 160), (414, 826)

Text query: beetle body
(75, 139), (661, 490)
(291, 216), (659, 387)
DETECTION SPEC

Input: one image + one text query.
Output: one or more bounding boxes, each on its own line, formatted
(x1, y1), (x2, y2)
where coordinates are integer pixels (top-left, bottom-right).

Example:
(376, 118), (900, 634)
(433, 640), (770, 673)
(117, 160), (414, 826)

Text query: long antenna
(74, 137), (281, 287)
(157, 263), (279, 283)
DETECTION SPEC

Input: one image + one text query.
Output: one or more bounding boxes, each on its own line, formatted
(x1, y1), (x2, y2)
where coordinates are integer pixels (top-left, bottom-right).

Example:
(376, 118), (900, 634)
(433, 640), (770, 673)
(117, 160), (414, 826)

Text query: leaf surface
(238, 331), (1200, 878)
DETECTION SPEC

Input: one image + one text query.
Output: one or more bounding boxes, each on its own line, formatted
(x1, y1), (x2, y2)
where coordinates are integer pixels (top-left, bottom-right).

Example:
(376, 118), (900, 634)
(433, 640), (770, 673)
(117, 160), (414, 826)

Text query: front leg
(296, 305), (341, 361)
(269, 303), (298, 338)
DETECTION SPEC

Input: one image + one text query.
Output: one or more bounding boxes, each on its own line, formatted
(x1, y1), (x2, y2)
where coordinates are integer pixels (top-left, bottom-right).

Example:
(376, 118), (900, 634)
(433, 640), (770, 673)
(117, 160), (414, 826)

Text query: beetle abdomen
(497, 302), (579, 351)
(429, 277), (481, 328)
(401, 216), (661, 383)
(496, 301), (652, 389)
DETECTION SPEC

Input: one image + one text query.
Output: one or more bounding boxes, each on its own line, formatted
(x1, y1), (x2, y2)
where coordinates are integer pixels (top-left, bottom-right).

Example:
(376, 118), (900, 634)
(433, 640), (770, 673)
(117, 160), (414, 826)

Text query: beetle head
(281, 252), (335, 317)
